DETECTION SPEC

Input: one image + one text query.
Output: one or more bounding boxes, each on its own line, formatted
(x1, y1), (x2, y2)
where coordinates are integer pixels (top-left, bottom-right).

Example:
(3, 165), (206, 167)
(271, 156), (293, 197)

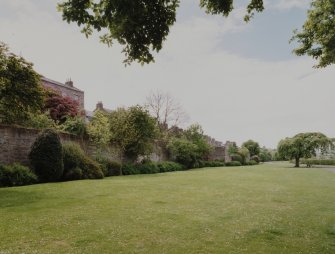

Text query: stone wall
(0, 125), (90, 166)
(208, 146), (226, 161)
(0, 125), (168, 166)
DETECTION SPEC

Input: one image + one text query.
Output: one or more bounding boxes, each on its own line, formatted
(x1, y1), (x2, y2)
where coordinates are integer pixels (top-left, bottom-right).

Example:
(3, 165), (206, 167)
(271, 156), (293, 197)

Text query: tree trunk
(295, 157), (300, 167)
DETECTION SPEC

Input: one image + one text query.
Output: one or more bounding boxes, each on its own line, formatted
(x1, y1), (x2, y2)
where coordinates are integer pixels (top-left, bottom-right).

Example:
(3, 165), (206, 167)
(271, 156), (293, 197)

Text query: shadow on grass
(0, 188), (45, 208)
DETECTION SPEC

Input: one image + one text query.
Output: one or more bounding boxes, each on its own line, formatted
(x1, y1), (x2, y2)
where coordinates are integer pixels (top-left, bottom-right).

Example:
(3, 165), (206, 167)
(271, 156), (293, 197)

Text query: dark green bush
(95, 156), (122, 176)
(63, 167), (83, 181)
(137, 162), (160, 174)
(200, 160), (225, 167)
(122, 161), (185, 175)
(231, 154), (243, 163)
(122, 163), (140, 175)
(167, 138), (199, 168)
(248, 160), (258, 166)
(0, 163), (38, 187)
(63, 142), (85, 170)
(62, 142), (104, 180)
(251, 155), (260, 164)
(225, 161), (242, 167)
(29, 129), (63, 182)
(80, 157), (104, 179)
(156, 161), (184, 172)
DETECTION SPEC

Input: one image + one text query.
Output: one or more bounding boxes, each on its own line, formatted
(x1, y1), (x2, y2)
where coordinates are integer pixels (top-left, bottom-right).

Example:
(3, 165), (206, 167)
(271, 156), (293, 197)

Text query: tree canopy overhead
(58, 0), (334, 67)
(291, 0), (335, 68)
(58, 0), (264, 65)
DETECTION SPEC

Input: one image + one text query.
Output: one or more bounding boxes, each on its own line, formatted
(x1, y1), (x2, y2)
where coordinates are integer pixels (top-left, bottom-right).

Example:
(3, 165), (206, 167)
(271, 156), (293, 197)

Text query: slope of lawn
(0, 162), (334, 254)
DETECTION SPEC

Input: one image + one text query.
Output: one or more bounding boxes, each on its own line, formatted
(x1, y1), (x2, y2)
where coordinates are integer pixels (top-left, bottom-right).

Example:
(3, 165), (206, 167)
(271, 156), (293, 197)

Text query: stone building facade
(41, 77), (85, 109)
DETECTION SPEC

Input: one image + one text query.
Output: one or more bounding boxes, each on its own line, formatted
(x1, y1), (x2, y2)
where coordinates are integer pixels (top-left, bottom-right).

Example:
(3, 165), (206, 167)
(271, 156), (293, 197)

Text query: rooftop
(41, 76), (84, 93)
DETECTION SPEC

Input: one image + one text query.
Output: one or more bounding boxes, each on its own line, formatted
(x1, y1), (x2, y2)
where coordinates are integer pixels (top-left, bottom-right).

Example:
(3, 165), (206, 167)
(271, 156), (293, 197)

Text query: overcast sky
(1, 0), (334, 148)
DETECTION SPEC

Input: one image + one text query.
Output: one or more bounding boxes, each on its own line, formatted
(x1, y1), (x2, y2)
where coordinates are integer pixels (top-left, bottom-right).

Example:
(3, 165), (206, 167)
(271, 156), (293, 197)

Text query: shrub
(59, 116), (87, 137)
(225, 161), (242, 167)
(80, 157), (104, 179)
(0, 163), (38, 187)
(63, 142), (85, 170)
(62, 142), (104, 180)
(107, 161), (122, 176)
(250, 155), (260, 163)
(137, 162), (160, 174)
(95, 156), (122, 176)
(167, 138), (198, 168)
(156, 161), (185, 172)
(24, 112), (56, 129)
(122, 163), (140, 175)
(63, 167), (83, 181)
(122, 161), (185, 175)
(231, 154), (243, 163)
(200, 161), (225, 167)
(248, 160), (258, 166)
(29, 129), (63, 182)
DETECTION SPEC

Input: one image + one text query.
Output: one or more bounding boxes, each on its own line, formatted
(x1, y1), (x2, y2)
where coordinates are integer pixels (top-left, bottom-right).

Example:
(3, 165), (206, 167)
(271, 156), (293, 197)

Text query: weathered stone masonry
(0, 125), (89, 166)
(0, 125), (228, 166)
(0, 125), (169, 166)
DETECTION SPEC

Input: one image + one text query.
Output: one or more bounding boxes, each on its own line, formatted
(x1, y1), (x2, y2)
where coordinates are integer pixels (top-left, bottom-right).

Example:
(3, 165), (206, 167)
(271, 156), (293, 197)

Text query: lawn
(0, 163), (334, 254)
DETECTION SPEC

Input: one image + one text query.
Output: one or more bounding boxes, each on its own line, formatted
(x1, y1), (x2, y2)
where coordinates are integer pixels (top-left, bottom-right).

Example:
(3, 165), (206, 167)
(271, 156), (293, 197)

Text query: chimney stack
(65, 79), (73, 87)
(96, 101), (104, 111)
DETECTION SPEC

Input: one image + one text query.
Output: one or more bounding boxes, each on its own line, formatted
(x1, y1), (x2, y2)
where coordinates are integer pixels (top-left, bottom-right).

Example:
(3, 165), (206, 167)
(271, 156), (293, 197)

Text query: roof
(41, 76), (84, 93)
(85, 110), (94, 118)
(97, 108), (113, 113)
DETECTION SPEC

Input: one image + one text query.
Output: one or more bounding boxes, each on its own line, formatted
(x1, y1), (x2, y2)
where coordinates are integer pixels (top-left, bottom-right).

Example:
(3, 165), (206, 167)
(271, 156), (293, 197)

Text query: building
(85, 101), (113, 122)
(94, 101), (113, 113)
(41, 77), (85, 109)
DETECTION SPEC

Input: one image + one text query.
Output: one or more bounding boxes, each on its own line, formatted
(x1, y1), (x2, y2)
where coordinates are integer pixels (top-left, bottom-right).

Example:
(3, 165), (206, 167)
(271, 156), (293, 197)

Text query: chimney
(96, 101), (104, 111)
(65, 79), (73, 87)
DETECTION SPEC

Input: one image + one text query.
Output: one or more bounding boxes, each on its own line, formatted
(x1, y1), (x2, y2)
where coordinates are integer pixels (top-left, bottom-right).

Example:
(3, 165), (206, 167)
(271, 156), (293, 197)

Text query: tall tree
(277, 132), (333, 167)
(168, 123), (212, 167)
(242, 140), (260, 157)
(0, 42), (44, 124)
(145, 91), (188, 131)
(87, 110), (111, 147)
(291, 0), (335, 68)
(109, 105), (158, 161)
(58, 0), (264, 65)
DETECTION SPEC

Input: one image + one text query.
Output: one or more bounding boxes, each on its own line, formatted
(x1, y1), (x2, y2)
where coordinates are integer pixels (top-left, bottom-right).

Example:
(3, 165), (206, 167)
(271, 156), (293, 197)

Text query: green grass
(1, 162), (334, 254)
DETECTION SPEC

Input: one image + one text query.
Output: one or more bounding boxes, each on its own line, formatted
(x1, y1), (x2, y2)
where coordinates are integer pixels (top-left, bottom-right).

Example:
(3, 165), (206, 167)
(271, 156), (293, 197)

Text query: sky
(0, 0), (334, 148)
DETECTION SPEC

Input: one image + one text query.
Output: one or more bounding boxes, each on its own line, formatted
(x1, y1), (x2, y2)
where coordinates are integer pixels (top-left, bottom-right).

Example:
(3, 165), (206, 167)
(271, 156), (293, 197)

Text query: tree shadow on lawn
(0, 188), (45, 208)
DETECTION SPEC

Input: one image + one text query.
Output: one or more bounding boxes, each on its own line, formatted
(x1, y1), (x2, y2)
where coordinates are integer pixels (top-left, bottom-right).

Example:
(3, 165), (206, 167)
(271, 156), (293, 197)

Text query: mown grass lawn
(0, 162), (334, 254)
